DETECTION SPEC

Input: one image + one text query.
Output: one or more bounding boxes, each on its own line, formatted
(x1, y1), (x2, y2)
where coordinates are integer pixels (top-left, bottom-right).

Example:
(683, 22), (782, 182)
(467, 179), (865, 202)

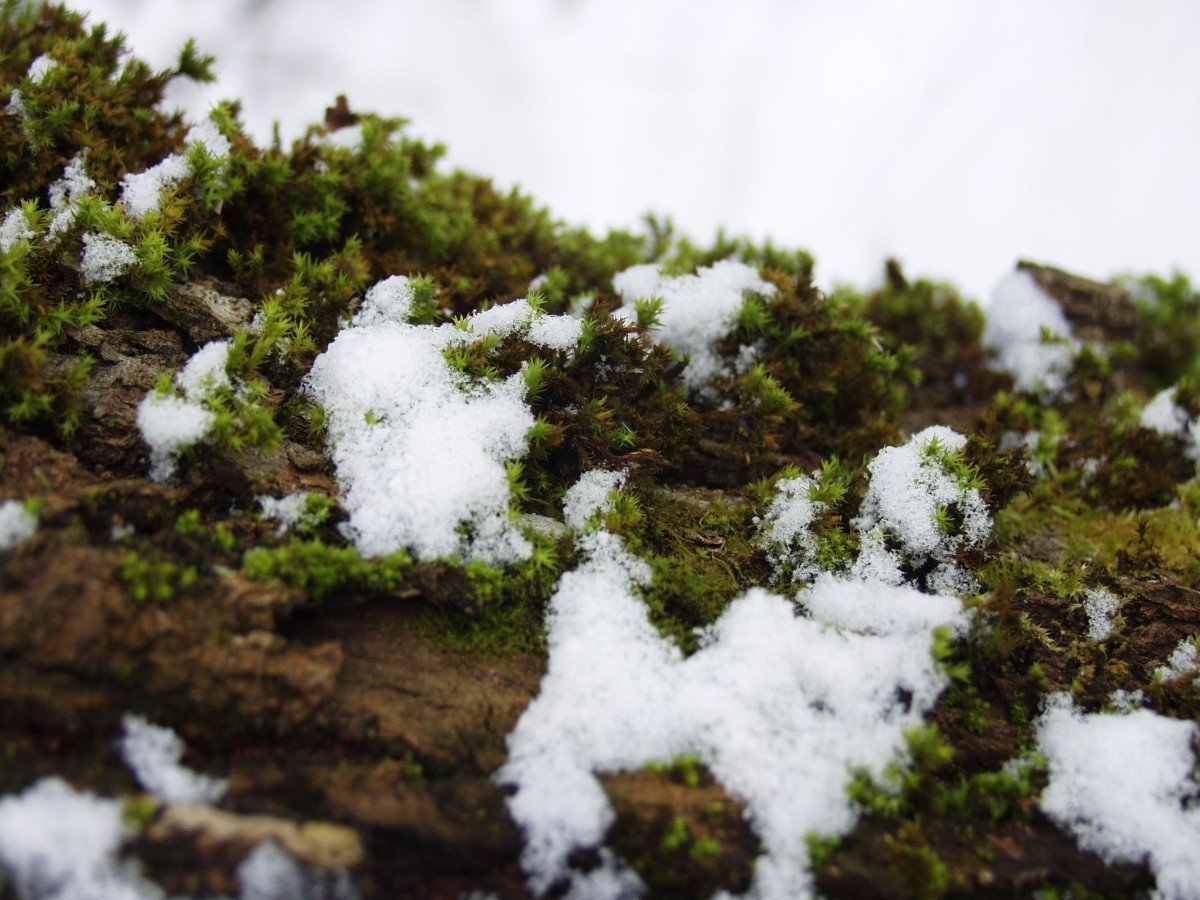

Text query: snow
(349, 275), (414, 328)
(499, 471), (969, 898)
(120, 120), (232, 219)
(561, 468), (626, 531)
(258, 493), (313, 533)
(1139, 387), (1200, 466)
(982, 270), (1078, 395)
(0, 499), (38, 550)
(81, 232), (138, 283)
(238, 839), (358, 900)
(0, 777), (163, 900)
(526, 312), (584, 353)
(1082, 588), (1119, 642)
(27, 54), (58, 83)
(305, 277), (582, 563)
(1036, 696), (1200, 900)
(613, 260), (775, 391)
(1155, 638), (1199, 686)
(757, 472), (824, 583)
(117, 714), (227, 805)
(0, 207), (35, 253)
(46, 154), (97, 243)
(852, 426), (991, 594)
(135, 339), (230, 482)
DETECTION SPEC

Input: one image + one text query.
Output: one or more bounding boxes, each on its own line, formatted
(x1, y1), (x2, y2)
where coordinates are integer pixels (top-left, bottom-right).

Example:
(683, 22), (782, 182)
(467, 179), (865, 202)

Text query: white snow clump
(238, 839), (359, 900)
(1140, 387), (1200, 464)
(613, 259), (775, 391)
(1155, 637), (1199, 686)
(120, 119), (232, 219)
(499, 469), (969, 898)
(27, 54), (58, 83)
(0, 777), (163, 899)
(136, 339), (231, 482)
(983, 270), (1078, 395)
(757, 471), (825, 583)
(259, 492), (314, 534)
(118, 713), (227, 805)
(0, 207), (35, 253)
(561, 468), (626, 531)
(1036, 695), (1200, 900)
(305, 276), (582, 563)
(46, 153), (96, 242)
(0, 498), (38, 550)
(1083, 588), (1119, 642)
(853, 426), (990, 594)
(81, 231), (138, 284)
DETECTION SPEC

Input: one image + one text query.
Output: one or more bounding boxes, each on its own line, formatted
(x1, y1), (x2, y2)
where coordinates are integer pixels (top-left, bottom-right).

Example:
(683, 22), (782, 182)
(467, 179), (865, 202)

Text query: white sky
(69, 0), (1200, 301)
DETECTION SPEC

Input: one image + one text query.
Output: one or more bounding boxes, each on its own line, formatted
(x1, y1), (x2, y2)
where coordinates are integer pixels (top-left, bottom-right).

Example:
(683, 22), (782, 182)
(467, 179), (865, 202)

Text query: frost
(499, 472), (968, 898)
(81, 232), (138, 284)
(0, 499), (38, 550)
(0, 207), (35, 253)
(1036, 696), (1200, 899)
(982, 270), (1078, 395)
(305, 277), (581, 563)
(1083, 588), (1119, 642)
(121, 119), (232, 219)
(561, 468), (626, 531)
(135, 340), (230, 482)
(118, 714), (227, 805)
(1155, 638), (1199, 685)
(613, 259), (775, 391)
(852, 426), (990, 592)
(0, 777), (163, 900)
(46, 154), (97, 242)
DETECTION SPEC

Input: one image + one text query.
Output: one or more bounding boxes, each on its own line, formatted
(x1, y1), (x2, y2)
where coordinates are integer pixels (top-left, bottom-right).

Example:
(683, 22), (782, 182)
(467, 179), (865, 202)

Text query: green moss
(119, 550), (197, 604)
(242, 538), (410, 604)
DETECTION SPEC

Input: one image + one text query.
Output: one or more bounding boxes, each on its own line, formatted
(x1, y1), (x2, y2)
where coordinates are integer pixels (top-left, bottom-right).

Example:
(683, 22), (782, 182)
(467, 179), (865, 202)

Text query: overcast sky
(69, 0), (1200, 302)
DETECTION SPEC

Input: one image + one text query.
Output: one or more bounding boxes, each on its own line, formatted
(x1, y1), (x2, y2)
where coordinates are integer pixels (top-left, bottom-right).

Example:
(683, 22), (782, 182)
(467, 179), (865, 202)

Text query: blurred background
(66, 0), (1200, 302)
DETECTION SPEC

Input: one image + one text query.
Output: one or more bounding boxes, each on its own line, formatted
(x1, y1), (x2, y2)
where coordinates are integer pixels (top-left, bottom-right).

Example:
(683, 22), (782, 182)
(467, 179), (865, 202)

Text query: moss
(241, 538), (410, 604)
(118, 549), (197, 604)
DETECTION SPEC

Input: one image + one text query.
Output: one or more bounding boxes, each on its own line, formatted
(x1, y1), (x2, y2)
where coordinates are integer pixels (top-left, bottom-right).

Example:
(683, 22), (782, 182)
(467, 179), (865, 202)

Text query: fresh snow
(135, 339), (230, 482)
(500, 468), (972, 898)
(117, 714), (227, 805)
(0, 207), (35, 253)
(81, 231), (138, 283)
(982, 270), (1079, 395)
(0, 499), (38, 550)
(613, 260), (775, 391)
(305, 276), (582, 563)
(1140, 387), (1200, 464)
(120, 120), (232, 219)
(852, 426), (990, 595)
(561, 468), (626, 531)
(46, 153), (97, 243)
(238, 839), (359, 900)
(1155, 638), (1199, 686)
(1082, 588), (1119, 642)
(1036, 696), (1200, 900)
(259, 492), (313, 533)
(0, 777), (163, 900)
(757, 472), (824, 583)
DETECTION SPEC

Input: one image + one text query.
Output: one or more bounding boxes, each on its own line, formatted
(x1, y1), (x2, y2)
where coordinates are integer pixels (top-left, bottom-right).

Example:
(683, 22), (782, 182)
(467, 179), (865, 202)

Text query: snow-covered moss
(1036, 696), (1200, 900)
(983, 270), (1078, 395)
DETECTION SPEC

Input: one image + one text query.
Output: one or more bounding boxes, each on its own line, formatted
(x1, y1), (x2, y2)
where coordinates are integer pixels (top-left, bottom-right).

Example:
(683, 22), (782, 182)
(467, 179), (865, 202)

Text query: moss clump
(242, 538), (410, 604)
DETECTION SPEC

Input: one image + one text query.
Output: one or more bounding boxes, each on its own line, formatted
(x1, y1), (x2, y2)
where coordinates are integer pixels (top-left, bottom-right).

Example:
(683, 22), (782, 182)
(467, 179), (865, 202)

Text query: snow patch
(561, 468), (626, 531)
(757, 472), (824, 583)
(46, 154), (96, 242)
(305, 277), (581, 563)
(613, 260), (775, 391)
(238, 839), (359, 900)
(500, 471), (968, 897)
(1037, 696), (1200, 899)
(81, 232), (138, 283)
(118, 714), (227, 805)
(27, 54), (58, 83)
(0, 207), (35, 253)
(135, 340), (230, 482)
(1083, 588), (1119, 642)
(120, 120), (232, 219)
(0, 499), (38, 550)
(0, 777), (163, 900)
(258, 493), (313, 534)
(983, 270), (1078, 395)
(1155, 638), (1199, 686)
